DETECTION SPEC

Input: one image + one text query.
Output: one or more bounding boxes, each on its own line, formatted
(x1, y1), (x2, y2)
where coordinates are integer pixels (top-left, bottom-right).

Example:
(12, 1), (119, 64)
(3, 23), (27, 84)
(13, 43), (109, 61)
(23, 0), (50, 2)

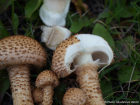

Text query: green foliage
(99, 61), (127, 79)
(92, 23), (115, 49)
(100, 80), (113, 101)
(53, 84), (66, 105)
(0, 0), (13, 14)
(101, 0), (136, 24)
(0, 20), (10, 39)
(117, 65), (140, 83)
(70, 18), (95, 33)
(25, 0), (42, 18)
(12, 13), (19, 34)
(114, 36), (134, 60)
(0, 71), (10, 104)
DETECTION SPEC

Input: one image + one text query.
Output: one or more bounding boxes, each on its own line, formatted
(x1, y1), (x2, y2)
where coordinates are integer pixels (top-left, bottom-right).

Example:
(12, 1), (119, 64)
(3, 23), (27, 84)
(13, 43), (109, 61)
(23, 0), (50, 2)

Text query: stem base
(75, 63), (105, 105)
(8, 65), (34, 105)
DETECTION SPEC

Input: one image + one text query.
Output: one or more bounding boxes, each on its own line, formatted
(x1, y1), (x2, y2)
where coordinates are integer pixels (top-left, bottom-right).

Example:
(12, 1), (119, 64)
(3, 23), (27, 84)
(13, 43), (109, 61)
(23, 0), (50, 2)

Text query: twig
(0, 0), (9, 14)
(126, 62), (136, 98)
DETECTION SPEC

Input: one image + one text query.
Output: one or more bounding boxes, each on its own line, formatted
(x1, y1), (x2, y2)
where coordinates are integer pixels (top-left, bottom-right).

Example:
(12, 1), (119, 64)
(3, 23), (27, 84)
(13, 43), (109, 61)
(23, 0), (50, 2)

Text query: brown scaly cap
(0, 35), (47, 69)
(36, 70), (59, 88)
(32, 88), (43, 104)
(51, 35), (80, 78)
(62, 88), (87, 105)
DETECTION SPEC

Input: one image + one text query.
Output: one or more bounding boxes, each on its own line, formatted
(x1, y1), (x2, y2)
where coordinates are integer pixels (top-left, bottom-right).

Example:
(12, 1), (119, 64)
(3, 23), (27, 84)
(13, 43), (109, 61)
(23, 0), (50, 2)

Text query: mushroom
(39, 0), (71, 26)
(35, 70), (59, 105)
(51, 34), (114, 105)
(62, 87), (87, 105)
(0, 35), (47, 105)
(32, 88), (43, 105)
(41, 25), (71, 50)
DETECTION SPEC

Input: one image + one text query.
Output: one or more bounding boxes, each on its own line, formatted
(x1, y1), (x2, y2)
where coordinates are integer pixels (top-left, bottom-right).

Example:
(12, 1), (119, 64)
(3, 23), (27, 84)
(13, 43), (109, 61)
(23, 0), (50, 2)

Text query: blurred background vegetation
(0, 0), (140, 105)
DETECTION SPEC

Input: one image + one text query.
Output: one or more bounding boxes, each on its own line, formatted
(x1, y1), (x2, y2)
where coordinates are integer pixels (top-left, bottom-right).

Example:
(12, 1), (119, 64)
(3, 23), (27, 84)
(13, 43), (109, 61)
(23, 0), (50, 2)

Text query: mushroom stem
(75, 63), (105, 105)
(7, 65), (34, 105)
(42, 85), (54, 105)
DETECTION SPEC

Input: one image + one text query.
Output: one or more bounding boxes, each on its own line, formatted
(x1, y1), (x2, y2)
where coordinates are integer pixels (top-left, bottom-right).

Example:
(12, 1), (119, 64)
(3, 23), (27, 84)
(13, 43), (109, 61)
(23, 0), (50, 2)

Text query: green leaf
(0, 20), (10, 39)
(0, 71), (10, 104)
(116, 7), (134, 18)
(0, 0), (13, 14)
(12, 13), (19, 34)
(100, 80), (113, 101)
(117, 65), (140, 83)
(69, 21), (83, 33)
(92, 23), (115, 49)
(70, 18), (95, 33)
(25, 0), (42, 18)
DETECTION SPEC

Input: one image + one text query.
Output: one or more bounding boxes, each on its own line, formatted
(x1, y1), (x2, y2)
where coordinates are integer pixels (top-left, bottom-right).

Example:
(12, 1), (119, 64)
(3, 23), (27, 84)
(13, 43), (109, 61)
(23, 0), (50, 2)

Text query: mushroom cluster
(0, 35), (47, 105)
(51, 34), (114, 105)
(1, 34), (113, 105)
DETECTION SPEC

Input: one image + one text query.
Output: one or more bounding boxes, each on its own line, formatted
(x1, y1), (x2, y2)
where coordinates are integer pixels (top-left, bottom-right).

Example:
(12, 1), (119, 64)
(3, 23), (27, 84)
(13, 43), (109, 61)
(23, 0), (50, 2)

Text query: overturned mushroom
(35, 70), (59, 105)
(0, 35), (47, 105)
(41, 25), (71, 50)
(39, 0), (70, 26)
(51, 34), (114, 105)
(62, 87), (87, 105)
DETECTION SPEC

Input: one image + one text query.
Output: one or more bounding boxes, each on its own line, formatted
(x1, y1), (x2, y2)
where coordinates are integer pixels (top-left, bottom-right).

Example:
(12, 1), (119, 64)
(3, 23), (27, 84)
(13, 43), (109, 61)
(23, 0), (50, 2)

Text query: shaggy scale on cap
(36, 70), (59, 88)
(51, 35), (80, 78)
(0, 35), (47, 69)
(62, 88), (87, 105)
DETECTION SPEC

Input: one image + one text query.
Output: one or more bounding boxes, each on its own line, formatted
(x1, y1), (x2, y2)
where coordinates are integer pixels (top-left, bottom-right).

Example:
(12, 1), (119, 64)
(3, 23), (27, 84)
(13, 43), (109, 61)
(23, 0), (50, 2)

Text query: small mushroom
(41, 25), (71, 50)
(62, 88), (87, 105)
(39, 0), (71, 26)
(35, 70), (59, 105)
(32, 88), (43, 105)
(51, 34), (114, 105)
(0, 35), (47, 105)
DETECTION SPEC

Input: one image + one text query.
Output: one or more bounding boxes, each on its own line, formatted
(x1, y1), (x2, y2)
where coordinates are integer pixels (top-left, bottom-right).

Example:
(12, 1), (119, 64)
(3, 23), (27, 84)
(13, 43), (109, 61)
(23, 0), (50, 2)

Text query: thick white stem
(75, 63), (105, 105)
(7, 65), (34, 105)
(42, 85), (54, 105)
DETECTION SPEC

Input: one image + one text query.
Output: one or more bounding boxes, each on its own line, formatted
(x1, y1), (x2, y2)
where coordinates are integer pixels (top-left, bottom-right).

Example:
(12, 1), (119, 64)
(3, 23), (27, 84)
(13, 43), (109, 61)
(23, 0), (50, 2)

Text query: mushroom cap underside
(0, 35), (47, 69)
(51, 34), (114, 78)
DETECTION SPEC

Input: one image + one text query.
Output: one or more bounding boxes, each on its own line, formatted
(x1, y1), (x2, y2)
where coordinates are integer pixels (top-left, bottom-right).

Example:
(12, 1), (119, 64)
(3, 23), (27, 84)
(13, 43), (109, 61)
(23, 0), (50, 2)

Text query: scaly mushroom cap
(0, 35), (47, 69)
(32, 88), (43, 104)
(62, 88), (87, 105)
(51, 34), (114, 78)
(39, 0), (70, 26)
(36, 70), (59, 88)
(41, 25), (71, 50)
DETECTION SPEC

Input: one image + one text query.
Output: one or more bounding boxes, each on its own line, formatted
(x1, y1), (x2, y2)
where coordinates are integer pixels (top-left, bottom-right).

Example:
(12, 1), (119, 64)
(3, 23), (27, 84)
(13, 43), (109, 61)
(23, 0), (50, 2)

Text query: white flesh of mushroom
(39, 0), (70, 26)
(41, 25), (71, 50)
